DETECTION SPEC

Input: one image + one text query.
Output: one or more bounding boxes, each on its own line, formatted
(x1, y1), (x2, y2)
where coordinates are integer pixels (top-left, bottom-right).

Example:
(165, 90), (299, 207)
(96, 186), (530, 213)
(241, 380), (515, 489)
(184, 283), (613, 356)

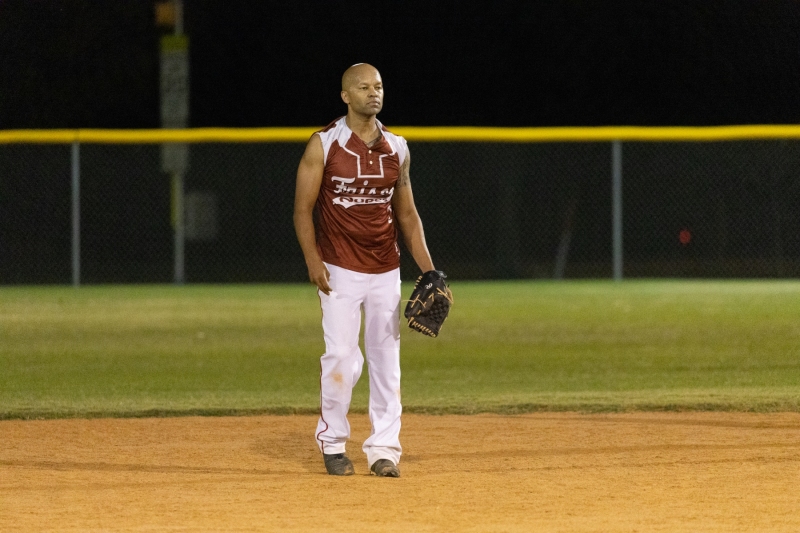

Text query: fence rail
(2, 127), (799, 285)
(5, 125), (800, 143)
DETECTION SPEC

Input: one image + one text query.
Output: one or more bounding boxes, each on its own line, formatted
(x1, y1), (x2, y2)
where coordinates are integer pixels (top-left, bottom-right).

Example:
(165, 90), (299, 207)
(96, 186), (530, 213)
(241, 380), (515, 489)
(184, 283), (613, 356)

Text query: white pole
(174, 0), (183, 35)
(71, 141), (80, 287)
(173, 172), (185, 284)
(612, 140), (623, 281)
(173, 0), (185, 285)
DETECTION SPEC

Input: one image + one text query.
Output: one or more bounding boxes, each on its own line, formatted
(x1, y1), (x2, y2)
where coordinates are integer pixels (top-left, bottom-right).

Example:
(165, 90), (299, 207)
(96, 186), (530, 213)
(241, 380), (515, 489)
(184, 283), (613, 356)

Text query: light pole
(157, 0), (189, 284)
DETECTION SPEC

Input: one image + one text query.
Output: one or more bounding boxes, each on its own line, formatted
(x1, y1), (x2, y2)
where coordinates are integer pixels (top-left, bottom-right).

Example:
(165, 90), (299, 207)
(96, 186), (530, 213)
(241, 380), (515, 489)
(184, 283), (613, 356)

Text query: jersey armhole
(316, 131), (332, 165)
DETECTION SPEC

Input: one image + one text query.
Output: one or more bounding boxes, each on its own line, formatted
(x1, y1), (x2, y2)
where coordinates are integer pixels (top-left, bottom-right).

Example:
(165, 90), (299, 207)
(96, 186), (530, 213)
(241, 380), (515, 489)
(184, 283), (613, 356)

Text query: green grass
(1, 281), (799, 419)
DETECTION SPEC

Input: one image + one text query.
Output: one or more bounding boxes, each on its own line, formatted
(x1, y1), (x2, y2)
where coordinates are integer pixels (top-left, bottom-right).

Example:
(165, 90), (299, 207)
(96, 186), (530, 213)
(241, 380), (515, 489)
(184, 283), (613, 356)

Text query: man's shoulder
(317, 117), (351, 162)
(318, 117), (347, 135)
(377, 120), (406, 141)
(377, 120), (401, 139)
(376, 121), (408, 160)
(317, 117), (351, 146)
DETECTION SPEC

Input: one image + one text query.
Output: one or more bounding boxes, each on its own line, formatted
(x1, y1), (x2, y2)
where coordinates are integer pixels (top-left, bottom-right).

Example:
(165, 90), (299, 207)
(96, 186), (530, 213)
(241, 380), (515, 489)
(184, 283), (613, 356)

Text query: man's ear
(340, 90), (350, 104)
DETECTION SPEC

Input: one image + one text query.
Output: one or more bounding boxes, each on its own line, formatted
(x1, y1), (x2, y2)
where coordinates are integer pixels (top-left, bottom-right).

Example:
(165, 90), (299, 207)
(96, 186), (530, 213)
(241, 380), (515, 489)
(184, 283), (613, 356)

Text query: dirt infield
(2, 412), (799, 532)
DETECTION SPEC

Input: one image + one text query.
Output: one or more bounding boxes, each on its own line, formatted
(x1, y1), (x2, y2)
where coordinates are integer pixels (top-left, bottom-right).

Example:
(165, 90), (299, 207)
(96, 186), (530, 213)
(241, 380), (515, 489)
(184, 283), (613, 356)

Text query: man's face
(341, 68), (384, 116)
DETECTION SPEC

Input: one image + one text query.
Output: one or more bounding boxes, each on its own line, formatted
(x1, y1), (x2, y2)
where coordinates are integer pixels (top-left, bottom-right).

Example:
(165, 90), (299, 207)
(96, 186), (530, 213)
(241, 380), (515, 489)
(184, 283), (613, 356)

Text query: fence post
(172, 171), (185, 284)
(71, 140), (80, 287)
(612, 140), (623, 280)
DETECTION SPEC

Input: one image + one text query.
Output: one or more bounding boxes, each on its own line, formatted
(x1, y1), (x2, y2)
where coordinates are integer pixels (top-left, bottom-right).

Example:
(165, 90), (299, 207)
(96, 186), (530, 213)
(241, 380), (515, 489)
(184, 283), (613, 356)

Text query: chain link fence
(2, 131), (799, 284)
(623, 141), (800, 277)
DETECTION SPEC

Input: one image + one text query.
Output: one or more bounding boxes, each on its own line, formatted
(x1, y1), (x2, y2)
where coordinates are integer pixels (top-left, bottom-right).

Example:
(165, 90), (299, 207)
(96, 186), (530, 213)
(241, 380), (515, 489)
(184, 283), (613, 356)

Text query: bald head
(341, 63), (381, 91)
(340, 63), (384, 117)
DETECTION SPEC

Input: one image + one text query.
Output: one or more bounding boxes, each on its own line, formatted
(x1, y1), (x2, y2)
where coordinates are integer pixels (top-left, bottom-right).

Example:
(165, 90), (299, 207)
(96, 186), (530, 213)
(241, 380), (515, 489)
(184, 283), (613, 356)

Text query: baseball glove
(404, 270), (453, 338)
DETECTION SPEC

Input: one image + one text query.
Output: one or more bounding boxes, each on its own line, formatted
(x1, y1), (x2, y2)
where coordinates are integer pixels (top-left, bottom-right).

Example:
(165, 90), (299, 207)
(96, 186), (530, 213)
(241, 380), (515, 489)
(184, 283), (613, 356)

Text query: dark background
(2, 0), (799, 129)
(2, 0), (800, 284)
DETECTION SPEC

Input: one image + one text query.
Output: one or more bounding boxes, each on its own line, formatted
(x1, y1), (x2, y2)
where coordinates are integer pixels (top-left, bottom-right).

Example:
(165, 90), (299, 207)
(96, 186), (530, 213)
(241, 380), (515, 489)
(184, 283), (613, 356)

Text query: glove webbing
(408, 317), (438, 337)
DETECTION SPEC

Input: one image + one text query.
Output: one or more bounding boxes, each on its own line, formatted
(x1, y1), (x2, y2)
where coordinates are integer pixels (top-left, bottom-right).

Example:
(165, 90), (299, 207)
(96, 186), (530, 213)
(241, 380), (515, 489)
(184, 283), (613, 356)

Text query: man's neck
(345, 114), (380, 144)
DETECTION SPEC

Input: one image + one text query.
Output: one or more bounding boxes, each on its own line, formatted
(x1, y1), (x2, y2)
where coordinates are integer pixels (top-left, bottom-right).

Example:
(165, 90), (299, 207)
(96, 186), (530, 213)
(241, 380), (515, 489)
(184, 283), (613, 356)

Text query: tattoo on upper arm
(397, 152), (411, 188)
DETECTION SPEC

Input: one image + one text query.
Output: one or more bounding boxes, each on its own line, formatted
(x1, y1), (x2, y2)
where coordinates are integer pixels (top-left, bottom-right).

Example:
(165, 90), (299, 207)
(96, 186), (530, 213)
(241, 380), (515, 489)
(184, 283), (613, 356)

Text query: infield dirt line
(2, 412), (799, 533)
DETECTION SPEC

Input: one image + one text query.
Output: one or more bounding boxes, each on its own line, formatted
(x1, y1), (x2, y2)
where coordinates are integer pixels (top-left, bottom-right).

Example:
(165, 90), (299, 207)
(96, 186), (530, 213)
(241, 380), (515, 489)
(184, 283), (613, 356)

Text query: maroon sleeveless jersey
(314, 117), (408, 274)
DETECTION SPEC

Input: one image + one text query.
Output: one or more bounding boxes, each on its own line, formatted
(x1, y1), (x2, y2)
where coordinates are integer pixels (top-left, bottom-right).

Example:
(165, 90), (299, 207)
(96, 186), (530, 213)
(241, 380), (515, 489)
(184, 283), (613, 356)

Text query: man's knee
(323, 344), (361, 362)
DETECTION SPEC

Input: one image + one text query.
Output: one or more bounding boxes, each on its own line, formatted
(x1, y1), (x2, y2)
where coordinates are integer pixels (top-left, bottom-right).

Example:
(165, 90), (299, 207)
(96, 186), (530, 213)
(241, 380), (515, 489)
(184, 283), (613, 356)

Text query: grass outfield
(1, 280), (799, 419)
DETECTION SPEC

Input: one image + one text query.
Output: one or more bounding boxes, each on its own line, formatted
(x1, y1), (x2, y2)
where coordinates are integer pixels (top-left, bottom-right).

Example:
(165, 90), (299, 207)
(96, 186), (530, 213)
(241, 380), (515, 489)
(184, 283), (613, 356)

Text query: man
(294, 63), (435, 477)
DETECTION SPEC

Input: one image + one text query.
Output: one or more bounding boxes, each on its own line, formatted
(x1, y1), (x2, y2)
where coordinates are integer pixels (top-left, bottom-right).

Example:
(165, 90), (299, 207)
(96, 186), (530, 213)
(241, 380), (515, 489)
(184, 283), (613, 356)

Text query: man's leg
(315, 264), (367, 458)
(361, 267), (402, 471)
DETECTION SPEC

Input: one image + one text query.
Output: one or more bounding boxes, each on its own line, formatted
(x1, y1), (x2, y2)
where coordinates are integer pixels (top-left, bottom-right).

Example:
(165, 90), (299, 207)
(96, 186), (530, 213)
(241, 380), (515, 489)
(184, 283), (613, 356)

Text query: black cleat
(370, 459), (400, 478)
(323, 453), (354, 476)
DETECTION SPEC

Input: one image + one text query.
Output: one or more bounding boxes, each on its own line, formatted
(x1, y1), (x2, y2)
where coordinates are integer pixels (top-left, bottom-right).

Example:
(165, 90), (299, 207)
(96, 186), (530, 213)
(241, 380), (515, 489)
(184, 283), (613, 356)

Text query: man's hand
(307, 259), (332, 295)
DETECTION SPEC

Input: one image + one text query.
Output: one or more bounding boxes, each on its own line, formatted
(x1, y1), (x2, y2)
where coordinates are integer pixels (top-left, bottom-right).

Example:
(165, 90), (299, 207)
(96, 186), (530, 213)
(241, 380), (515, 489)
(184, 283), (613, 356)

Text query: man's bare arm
(392, 149), (435, 273)
(293, 135), (332, 294)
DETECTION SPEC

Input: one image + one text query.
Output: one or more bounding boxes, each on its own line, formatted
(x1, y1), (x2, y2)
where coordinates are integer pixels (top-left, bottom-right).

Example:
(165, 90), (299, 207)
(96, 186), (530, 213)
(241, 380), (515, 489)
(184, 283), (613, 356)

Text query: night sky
(2, 0), (799, 129)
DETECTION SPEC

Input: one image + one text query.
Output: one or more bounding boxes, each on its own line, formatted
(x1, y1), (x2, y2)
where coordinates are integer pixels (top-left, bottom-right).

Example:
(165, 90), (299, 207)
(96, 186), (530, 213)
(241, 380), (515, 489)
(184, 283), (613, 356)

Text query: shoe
(370, 459), (400, 478)
(323, 453), (354, 476)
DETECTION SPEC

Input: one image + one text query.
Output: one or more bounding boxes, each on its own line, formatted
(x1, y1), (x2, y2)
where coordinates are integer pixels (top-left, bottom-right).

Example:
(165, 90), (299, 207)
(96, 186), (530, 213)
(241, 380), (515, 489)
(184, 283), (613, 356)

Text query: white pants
(315, 263), (402, 468)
